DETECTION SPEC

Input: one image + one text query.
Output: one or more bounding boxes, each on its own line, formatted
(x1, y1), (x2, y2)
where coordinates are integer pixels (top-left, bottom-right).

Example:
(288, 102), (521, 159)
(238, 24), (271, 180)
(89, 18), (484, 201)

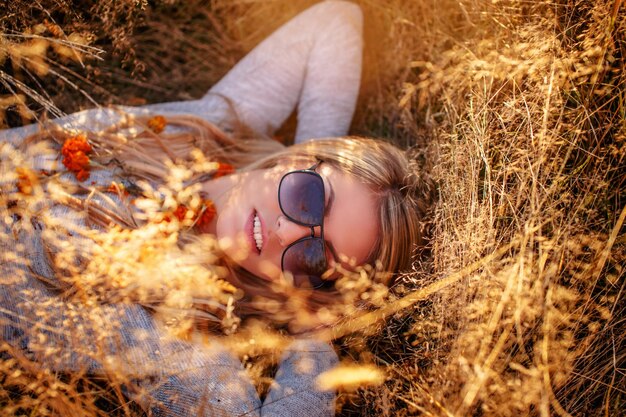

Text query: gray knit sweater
(0, 2), (364, 415)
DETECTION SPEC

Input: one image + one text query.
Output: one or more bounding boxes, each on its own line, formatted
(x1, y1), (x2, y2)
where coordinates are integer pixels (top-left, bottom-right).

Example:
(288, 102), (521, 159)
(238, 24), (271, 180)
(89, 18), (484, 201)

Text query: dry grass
(1, 0), (624, 416)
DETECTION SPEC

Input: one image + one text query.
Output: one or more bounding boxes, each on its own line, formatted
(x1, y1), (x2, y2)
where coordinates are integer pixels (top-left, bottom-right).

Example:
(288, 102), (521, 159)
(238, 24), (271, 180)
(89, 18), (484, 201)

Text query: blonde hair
(24, 112), (425, 329)
(247, 137), (425, 285)
(24, 110), (284, 178)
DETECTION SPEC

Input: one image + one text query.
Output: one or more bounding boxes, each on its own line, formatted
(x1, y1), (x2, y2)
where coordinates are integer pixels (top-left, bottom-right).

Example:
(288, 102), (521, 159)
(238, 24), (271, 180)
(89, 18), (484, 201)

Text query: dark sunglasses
(278, 161), (334, 289)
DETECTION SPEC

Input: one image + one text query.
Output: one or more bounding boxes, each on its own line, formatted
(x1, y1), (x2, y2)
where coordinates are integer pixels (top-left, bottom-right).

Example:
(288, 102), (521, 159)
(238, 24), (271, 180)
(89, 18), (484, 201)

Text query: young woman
(1, 2), (423, 416)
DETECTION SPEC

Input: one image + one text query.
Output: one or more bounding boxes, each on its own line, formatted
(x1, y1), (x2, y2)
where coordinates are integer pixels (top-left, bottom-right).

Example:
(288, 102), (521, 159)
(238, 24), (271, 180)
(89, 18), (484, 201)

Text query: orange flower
(214, 162), (235, 178)
(75, 170), (90, 181)
(161, 204), (188, 224)
(173, 205), (188, 221)
(195, 200), (217, 229)
(147, 115), (167, 134)
(106, 182), (130, 197)
(160, 199), (216, 231)
(16, 167), (37, 195)
(61, 134), (92, 181)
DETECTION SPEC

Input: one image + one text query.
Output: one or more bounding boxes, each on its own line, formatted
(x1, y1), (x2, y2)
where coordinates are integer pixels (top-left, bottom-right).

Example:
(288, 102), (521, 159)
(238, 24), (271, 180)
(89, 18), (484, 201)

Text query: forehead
(318, 164), (379, 266)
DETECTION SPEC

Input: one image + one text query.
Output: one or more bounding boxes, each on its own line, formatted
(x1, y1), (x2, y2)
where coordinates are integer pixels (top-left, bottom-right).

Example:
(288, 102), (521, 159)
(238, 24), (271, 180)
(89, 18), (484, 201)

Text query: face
(213, 160), (379, 285)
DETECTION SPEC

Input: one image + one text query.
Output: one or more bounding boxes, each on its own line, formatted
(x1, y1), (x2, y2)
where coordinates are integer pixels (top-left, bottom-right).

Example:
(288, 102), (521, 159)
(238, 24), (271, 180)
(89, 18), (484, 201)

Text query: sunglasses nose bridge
(276, 215), (317, 247)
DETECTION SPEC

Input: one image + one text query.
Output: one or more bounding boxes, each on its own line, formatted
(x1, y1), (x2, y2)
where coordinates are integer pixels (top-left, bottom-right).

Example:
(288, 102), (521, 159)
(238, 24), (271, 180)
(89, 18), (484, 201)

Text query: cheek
(327, 188), (380, 264)
(215, 189), (252, 260)
(216, 211), (245, 260)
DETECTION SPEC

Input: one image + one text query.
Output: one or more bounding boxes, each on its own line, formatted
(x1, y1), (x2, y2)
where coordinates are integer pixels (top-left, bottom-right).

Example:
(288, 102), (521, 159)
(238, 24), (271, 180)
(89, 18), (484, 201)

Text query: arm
(0, 287), (263, 417)
(202, 0), (364, 143)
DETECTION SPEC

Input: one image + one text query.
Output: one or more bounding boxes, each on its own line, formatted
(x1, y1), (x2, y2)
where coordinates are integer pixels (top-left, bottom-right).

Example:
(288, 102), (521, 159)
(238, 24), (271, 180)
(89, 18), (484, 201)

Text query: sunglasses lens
(279, 171), (324, 225)
(282, 238), (327, 278)
(293, 274), (333, 290)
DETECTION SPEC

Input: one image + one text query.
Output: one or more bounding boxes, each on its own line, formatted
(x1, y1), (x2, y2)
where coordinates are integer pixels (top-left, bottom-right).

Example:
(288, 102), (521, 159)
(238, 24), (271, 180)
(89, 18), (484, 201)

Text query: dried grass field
(1, 0), (624, 416)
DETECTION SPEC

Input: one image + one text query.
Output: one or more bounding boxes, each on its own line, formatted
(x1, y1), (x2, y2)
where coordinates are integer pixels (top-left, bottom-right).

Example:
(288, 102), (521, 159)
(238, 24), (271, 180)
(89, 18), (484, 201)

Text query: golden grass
(1, 0), (624, 415)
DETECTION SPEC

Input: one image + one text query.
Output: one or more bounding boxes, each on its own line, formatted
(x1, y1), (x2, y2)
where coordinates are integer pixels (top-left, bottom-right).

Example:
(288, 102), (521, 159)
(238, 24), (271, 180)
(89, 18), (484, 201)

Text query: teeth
(253, 214), (263, 251)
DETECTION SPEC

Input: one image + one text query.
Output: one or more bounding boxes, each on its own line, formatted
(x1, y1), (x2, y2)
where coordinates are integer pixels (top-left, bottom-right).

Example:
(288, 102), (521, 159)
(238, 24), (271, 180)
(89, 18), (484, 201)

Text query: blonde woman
(1, 2), (423, 416)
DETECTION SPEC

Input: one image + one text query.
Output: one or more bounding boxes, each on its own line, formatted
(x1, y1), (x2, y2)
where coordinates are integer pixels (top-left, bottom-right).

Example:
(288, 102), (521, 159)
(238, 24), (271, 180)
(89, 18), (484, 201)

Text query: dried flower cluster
(61, 134), (92, 181)
(147, 115), (166, 133)
(213, 162), (235, 178)
(162, 199), (217, 230)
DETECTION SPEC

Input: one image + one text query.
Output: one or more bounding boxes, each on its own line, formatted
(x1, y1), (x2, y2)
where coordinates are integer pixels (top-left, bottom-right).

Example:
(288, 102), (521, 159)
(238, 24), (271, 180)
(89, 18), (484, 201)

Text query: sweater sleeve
(261, 339), (339, 417)
(200, 0), (363, 143)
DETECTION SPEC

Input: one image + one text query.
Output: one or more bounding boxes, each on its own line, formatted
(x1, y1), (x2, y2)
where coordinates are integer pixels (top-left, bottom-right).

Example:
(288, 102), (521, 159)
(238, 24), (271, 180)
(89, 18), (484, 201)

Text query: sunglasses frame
(278, 161), (333, 289)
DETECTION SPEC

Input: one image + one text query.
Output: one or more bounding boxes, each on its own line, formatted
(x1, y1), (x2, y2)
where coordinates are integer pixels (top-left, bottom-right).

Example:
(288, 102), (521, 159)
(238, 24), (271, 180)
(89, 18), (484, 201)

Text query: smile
(253, 211), (264, 252)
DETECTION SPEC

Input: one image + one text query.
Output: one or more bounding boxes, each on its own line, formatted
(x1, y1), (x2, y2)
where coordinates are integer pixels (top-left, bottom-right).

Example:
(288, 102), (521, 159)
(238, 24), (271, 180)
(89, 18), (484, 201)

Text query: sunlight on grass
(1, 0), (624, 416)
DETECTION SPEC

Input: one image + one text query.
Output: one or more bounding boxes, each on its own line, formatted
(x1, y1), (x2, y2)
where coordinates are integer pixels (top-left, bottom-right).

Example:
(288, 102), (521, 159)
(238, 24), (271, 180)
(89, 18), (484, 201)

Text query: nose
(275, 215), (314, 247)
